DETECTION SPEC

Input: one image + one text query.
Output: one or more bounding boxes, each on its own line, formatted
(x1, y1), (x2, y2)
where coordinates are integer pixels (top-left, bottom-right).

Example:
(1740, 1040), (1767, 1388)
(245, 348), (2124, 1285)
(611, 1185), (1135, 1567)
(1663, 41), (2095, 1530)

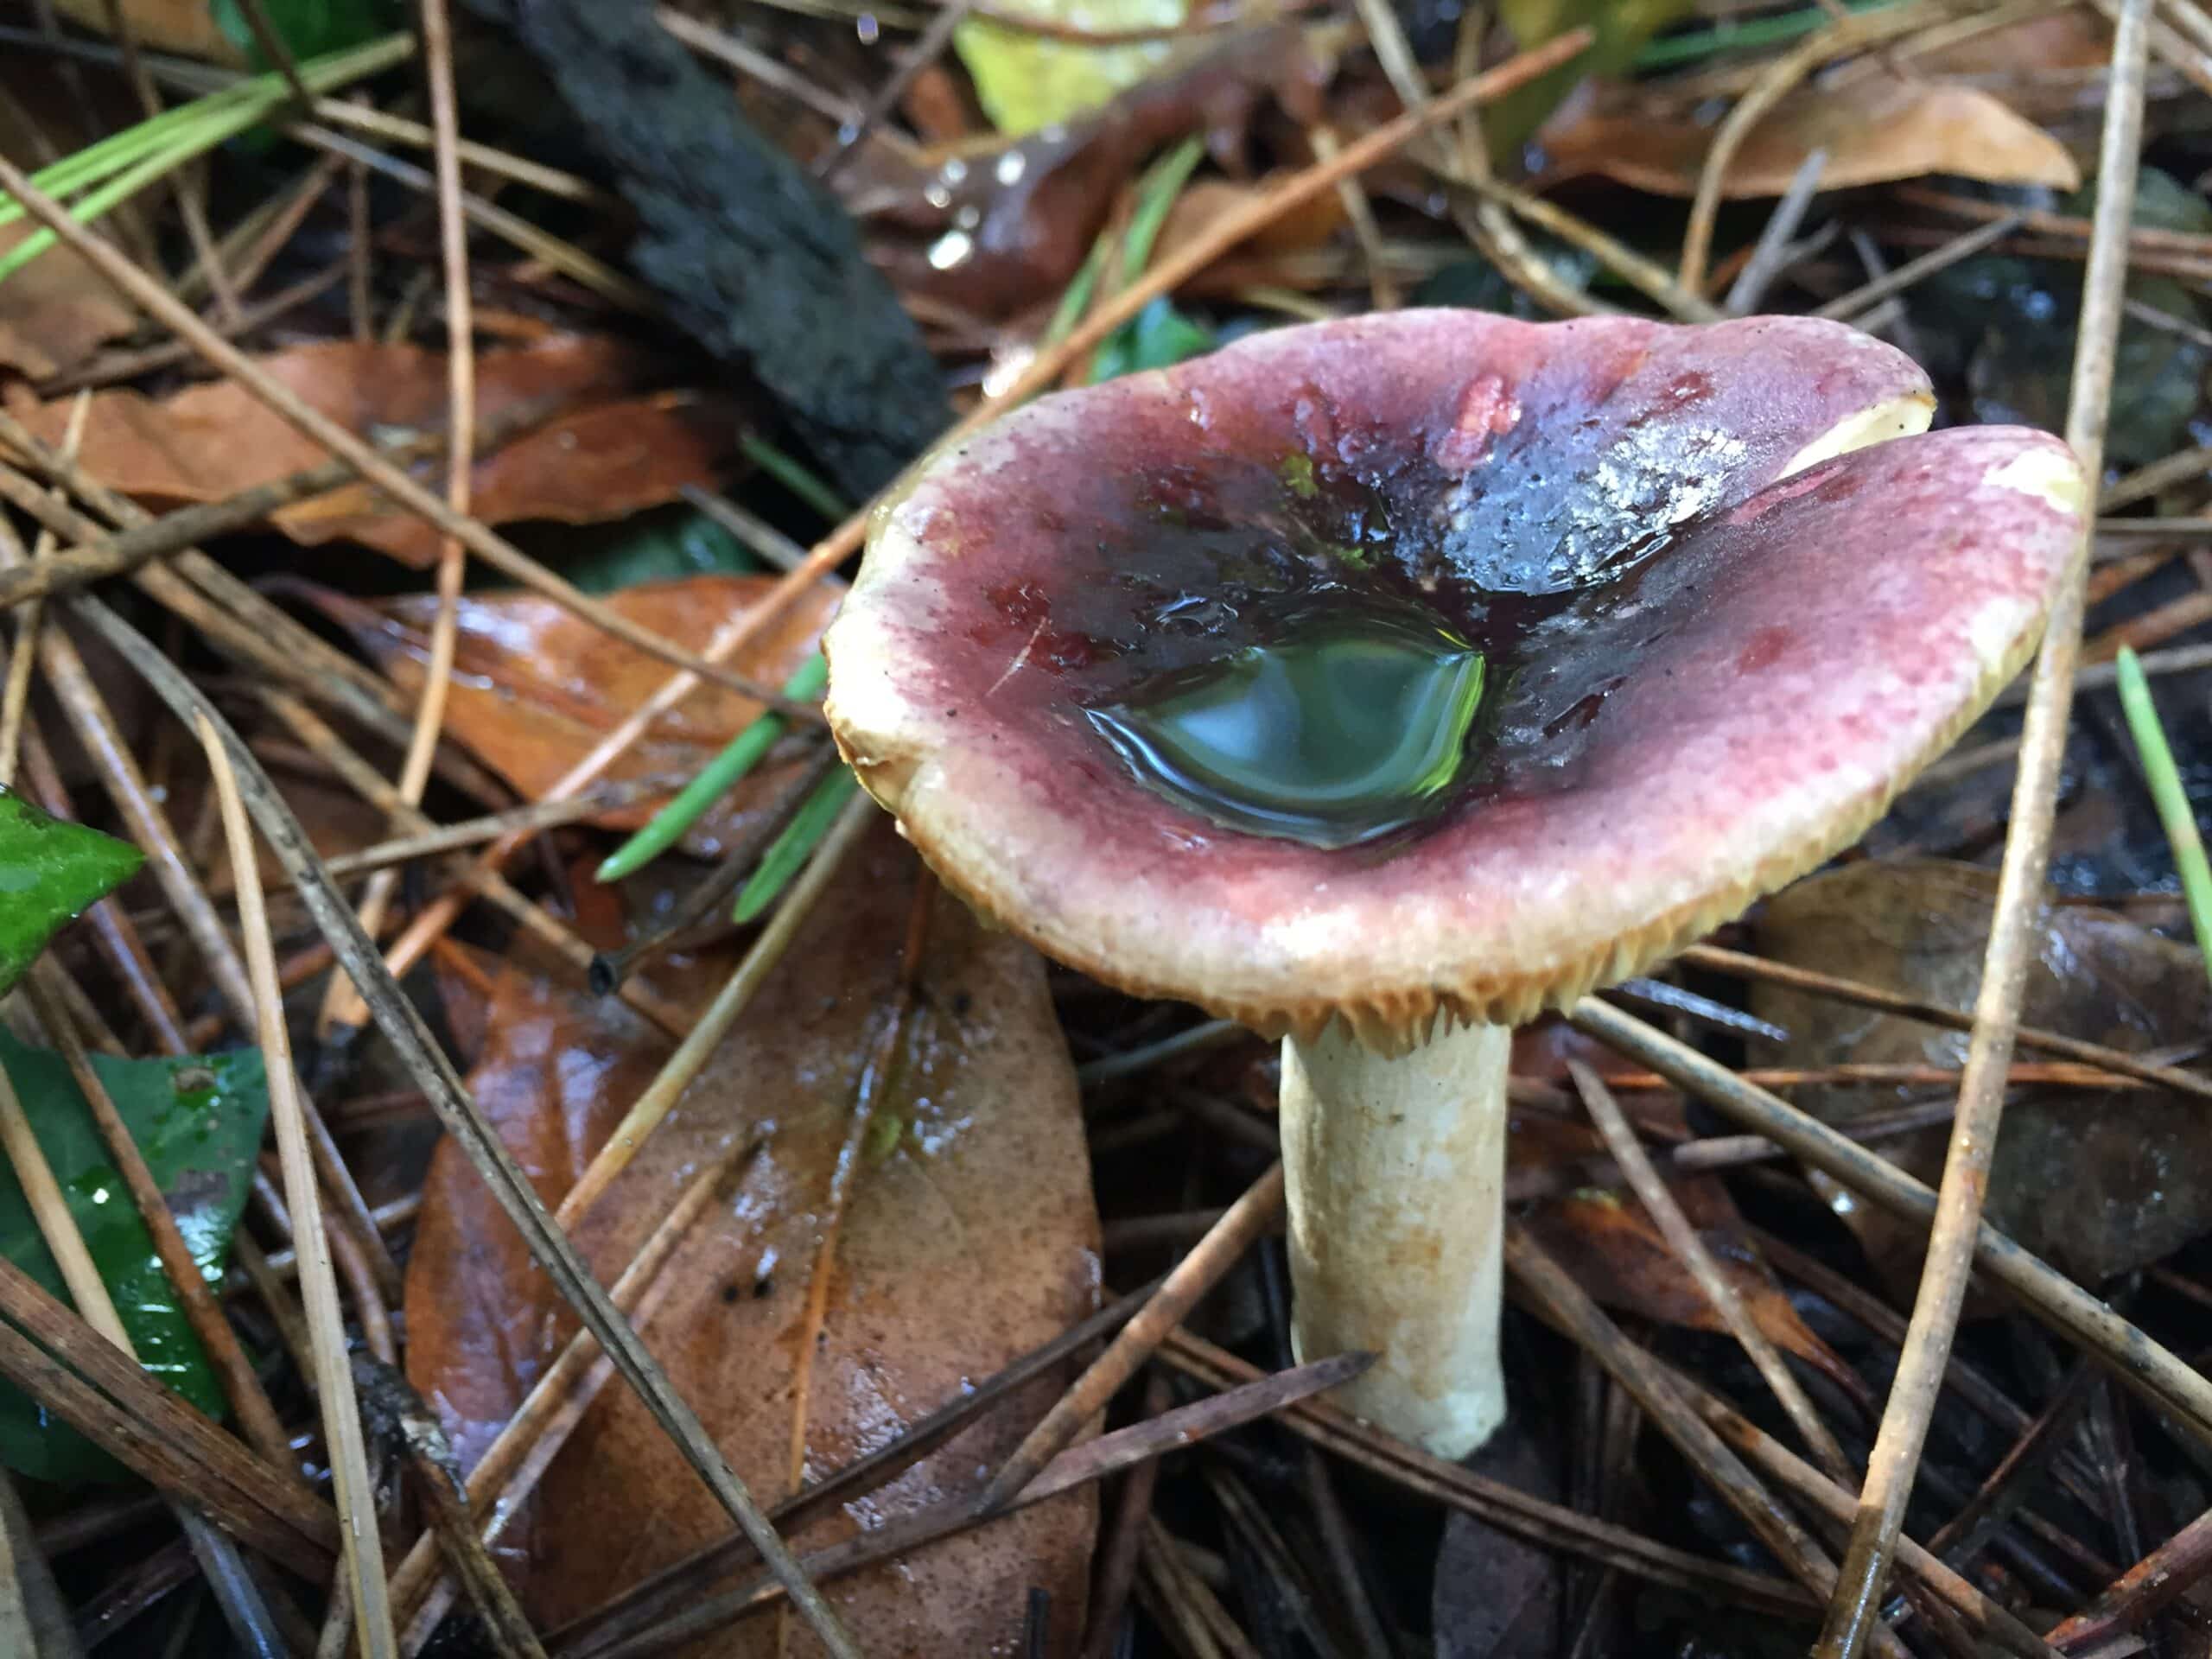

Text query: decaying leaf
(405, 821), (1100, 1651)
(1542, 76), (2079, 198)
(294, 575), (836, 861)
(0, 224), (138, 382)
(13, 336), (743, 566)
(1751, 860), (2212, 1293)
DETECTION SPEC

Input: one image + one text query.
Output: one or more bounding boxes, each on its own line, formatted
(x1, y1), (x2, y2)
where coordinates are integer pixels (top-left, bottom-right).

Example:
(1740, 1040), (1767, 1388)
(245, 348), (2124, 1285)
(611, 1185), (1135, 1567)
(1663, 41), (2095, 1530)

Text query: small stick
(1815, 215), (2023, 323)
(974, 1160), (1287, 1514)
(2047, 1503), (2212, 1651)
(1081, 1372), (1171, 1659)
(200, 708), (396, 1659)
(1817, 0), (2152, 1645)
(1567, 1060), (1852, 1479)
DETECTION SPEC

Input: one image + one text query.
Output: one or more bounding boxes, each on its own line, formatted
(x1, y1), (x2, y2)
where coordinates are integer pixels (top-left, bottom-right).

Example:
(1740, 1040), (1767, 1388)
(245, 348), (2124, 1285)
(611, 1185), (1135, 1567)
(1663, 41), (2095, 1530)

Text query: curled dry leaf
(12, 336), (743, 566)
(1512, 1107), (1866, 1406)
(1751, 860), (2212, 1296)
(404, 821), (1102, 1653)
(294, 575), (836, 861)
(1541, 76), (2080, 198)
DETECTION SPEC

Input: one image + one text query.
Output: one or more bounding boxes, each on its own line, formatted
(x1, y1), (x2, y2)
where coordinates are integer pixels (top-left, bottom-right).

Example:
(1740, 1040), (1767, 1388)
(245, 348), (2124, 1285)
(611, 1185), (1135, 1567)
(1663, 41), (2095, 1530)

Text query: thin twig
(200, 709), (397, 1659)
(1816, 0), (2152, 1646)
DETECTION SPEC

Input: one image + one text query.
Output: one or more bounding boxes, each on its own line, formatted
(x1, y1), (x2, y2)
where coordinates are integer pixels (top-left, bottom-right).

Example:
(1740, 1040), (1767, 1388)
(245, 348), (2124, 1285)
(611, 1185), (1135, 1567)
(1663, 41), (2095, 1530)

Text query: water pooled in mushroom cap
(1086, 589), (1487, 851)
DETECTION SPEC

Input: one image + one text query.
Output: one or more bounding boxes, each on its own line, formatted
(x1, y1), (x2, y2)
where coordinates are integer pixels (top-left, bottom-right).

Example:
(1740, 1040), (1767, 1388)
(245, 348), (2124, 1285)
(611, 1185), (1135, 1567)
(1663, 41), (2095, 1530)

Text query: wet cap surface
(826, 311), (2086, 1046)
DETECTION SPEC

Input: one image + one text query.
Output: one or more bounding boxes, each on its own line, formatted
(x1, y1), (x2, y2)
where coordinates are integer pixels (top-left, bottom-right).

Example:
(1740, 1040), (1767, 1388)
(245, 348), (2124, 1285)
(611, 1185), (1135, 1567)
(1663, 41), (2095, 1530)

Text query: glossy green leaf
(0, 1035), (270, 1484)
(0, 788), (143, 1001)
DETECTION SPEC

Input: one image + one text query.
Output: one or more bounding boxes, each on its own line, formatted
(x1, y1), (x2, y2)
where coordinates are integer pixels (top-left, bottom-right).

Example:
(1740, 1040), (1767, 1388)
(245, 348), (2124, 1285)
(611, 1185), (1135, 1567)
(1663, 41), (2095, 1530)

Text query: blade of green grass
(738, 435), (853, 524)
(0, 35), (413, 283)
(2114, 645), (2212, 986)
(595, 652), (830, 884)
(733, 765), (861, 924)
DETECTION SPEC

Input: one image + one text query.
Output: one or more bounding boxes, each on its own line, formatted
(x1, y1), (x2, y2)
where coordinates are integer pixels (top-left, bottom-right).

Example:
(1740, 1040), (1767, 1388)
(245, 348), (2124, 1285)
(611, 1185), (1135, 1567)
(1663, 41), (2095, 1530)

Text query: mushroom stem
(1280, 1017), (1511, 1459)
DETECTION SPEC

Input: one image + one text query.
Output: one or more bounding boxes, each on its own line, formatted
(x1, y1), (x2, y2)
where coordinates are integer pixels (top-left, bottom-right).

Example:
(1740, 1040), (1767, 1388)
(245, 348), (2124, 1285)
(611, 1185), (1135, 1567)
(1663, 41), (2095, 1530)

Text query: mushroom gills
(1083, 588), (1489, 852)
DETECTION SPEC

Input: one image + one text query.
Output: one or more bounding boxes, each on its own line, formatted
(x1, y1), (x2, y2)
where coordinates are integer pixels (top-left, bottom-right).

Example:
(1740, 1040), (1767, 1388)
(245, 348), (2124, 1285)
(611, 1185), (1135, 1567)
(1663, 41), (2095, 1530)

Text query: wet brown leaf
(1542, 75), (2079, 198)
(404, 822), (1101, 1653)
(292, 575), (835, 861)
(1513, 1107), (1863, 1401)
(15, 336), (741, 565)
(1751, 860), (2212, 1294)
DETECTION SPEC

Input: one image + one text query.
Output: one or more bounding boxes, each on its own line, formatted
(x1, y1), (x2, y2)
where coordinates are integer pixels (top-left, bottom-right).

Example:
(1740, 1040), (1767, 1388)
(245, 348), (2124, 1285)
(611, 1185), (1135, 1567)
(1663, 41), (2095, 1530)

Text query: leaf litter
(0, 1), (2210, 1656)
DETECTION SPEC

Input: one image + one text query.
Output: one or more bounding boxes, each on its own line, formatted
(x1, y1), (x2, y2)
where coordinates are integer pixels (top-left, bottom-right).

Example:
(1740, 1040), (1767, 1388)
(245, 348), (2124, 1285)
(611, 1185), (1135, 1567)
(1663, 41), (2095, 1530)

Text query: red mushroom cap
(826, 311), (2085, 1049)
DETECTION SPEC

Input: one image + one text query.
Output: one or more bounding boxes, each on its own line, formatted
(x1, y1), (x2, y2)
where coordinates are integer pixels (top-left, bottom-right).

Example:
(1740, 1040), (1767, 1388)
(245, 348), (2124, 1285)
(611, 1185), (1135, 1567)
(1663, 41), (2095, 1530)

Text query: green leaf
(1090, 296), (1217, 382)
(0, 789), (143, 1001)
(550, 504), (764, 595)
(0, 1036), (270, 1485)
(734, 766), (861, 925)
(213, 0), (402, 62)
(953, 0), (1191, 134)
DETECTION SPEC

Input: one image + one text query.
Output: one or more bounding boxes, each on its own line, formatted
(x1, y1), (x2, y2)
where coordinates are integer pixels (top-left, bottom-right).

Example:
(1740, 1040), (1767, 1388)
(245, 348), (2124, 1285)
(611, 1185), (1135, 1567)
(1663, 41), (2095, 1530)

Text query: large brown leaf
(16, 337), (741, 565)
(1542, 75), (2078, 198)
(405, 822), (1101, 1654)
(1751, 859), (2212, 1294)
(298, 574), (836, 861)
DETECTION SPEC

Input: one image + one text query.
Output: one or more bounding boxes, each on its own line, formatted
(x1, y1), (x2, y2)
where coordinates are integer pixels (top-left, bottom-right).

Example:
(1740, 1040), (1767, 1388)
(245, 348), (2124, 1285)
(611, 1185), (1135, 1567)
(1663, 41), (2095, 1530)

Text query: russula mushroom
(823, 311), (2085, 1457)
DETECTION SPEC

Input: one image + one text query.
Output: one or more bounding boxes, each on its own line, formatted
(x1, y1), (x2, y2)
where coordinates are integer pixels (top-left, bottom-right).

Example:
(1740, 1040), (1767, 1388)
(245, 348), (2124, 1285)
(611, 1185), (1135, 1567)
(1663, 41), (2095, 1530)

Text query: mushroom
(823, 311), (2086, 1458)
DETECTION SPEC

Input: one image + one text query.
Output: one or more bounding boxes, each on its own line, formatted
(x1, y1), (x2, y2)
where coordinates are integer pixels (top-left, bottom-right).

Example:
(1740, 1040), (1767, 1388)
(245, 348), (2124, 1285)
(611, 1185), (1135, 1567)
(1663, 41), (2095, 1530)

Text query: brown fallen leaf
(1433, 1432), (1561, 1659)
(15, 336), (743, 566)
(293, 574), (835, 861)
(405, 822), (1101, 1652)
(1150, 176), (1349, 296)
(1751, 859), (2212, 1296)
(1512, 1106), (1866, 1405)
(1541, 75), (2080, 198)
